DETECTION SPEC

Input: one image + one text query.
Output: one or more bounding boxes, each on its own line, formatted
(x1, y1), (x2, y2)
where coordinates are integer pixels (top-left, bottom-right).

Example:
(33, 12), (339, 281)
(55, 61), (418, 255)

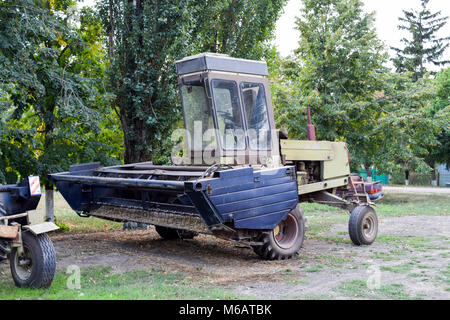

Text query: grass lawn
(334, 280), (415, 300)
(35, 192), (123, 233)
(301, 193), (449, 239)
(0, 265), (247, 300)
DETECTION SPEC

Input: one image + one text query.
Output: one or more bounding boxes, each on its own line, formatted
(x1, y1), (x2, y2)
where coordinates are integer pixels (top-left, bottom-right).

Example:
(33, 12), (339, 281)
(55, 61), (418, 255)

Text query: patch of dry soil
(45, 214), (450, 299)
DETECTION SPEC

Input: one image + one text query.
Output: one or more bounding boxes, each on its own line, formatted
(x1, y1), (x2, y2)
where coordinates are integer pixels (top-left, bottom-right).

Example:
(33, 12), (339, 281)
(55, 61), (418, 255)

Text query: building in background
(438, 164), (450, 187)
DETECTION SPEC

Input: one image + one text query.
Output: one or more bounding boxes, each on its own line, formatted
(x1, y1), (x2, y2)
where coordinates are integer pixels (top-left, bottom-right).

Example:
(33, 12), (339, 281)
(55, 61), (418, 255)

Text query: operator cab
(175, 53), (279, 167)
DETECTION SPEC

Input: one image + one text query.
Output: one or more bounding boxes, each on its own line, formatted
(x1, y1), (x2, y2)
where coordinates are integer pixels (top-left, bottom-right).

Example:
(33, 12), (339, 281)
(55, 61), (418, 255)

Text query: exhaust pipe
(306, 106), (316, 141)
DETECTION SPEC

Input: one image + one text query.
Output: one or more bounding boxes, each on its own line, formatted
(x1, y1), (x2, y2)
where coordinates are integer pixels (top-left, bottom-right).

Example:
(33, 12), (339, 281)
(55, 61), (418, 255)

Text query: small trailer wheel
(10, 232), (56, 288)
(252, 205), (305, 260)
(348, 205), (378, 246)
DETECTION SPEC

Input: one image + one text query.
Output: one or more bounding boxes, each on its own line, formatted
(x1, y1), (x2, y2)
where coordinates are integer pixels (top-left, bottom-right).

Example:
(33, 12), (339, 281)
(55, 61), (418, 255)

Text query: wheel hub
(272, 213), (299, 249)
(362, 215), (375, 238)
(14, 245), (33, 280)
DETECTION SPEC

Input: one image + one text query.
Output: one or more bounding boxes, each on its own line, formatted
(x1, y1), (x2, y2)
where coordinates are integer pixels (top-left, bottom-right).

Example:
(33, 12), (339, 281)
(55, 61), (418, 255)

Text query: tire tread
(252, 206), (305, 260)
(348, 205), (378, 246)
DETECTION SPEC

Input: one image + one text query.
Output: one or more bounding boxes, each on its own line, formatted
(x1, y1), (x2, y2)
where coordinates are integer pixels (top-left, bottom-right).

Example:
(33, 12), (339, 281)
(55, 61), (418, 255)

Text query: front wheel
(348, 205), (378, 245)
(252, 206), (305, 260)
(10, 232), (56, 288)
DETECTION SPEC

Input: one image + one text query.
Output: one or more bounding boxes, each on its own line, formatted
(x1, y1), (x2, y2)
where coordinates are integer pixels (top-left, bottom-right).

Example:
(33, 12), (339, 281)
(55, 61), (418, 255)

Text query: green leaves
(0, 0), (122, 184)
(98, 0), (287, 164)
(288, 0), (388, 169)
(191, 0), (287, 60)
(372, 72), (440, 173)
(270, 0), (444, 178)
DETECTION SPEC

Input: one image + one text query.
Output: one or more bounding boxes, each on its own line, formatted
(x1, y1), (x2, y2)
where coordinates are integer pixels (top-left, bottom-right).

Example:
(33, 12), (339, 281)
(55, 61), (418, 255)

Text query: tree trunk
(108, 0), (115, 58)
(122, 113), (151, 164)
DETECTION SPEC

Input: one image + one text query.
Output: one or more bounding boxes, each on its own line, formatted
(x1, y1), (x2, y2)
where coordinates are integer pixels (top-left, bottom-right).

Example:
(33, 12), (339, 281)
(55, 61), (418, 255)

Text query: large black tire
(155, 226), (197, 240)
(10, 232), (56, 288)
(348, 205), (378, 246)
(252, 205), (305, 260)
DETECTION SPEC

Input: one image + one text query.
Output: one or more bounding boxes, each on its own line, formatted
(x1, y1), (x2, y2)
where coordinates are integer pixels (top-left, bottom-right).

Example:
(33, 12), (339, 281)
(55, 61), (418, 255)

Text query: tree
(0, 0), (121, 184)
(292, 0), (387, 174)
(98, 0), (287, 164)
(98, 0), (193, 164)
(192, 0), (288, 60)
(371, 72), (440, 184)
(426, 68), (450, 182)
(265, 49), (307, 139)
(392, 0), (450, 81)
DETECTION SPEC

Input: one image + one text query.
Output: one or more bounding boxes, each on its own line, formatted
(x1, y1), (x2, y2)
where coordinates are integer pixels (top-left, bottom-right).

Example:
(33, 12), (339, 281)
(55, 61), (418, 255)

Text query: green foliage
(0, 0), (122, 184)
(98, 0), (193, 164)
(390, 0), (450, 176)
(427, 68), (450, 167)
(370, 72), (440, 174)
(392, 0), (450, 80)
(272, 0), (389, 172)
(270, 0), (444, 177)
(98, 0), (287, 164)
(267, 51), (307, 138)
(295, 0), (387, 140)
(192, 0), (288, 60)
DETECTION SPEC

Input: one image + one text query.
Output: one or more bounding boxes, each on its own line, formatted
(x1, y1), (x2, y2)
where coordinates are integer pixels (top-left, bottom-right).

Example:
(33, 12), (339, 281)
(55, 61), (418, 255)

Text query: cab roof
(175, 53), (268, 77)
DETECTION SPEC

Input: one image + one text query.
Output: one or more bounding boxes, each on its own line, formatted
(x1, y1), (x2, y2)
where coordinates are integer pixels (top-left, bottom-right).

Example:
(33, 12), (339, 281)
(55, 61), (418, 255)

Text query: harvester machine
(50, 53), (382, 260)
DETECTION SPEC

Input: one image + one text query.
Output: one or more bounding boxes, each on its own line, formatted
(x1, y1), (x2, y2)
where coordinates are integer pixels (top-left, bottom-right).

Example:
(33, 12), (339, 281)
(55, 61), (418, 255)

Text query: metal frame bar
(0, 213), (28, 221)
(51, 174), (186, 191)
(95, 168), (204, 177)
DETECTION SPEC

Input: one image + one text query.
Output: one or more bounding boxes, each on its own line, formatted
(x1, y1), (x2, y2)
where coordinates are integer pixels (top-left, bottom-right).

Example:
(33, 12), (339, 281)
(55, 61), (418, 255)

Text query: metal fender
(23, 222), (59, 235)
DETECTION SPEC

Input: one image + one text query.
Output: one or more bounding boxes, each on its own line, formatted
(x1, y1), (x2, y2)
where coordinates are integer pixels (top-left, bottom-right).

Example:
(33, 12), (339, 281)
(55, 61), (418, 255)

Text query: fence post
(45, 184), (54, 222)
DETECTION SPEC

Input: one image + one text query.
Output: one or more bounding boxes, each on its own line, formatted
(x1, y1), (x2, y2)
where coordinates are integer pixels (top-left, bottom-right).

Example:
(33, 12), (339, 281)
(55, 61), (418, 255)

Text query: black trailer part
(0, 177), (58, 288)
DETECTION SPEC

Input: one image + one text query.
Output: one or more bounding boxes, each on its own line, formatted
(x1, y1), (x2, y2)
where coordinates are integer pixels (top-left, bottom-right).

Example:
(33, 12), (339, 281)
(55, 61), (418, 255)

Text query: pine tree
(392, 0), (450, 80)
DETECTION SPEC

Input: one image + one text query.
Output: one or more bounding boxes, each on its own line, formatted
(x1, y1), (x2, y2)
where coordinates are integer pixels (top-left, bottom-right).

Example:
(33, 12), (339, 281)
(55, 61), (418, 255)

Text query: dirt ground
(49, 213), (450, 300)
(2, 187), (448, 299)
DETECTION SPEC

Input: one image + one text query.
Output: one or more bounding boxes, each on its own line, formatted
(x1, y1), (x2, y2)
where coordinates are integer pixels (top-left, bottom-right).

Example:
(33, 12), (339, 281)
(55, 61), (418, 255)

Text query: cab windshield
(180, 81), (216, 151)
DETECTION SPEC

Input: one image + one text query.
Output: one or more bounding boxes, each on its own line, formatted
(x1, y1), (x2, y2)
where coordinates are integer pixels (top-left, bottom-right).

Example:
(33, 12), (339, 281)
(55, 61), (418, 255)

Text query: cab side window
(241, 82), (271, 150)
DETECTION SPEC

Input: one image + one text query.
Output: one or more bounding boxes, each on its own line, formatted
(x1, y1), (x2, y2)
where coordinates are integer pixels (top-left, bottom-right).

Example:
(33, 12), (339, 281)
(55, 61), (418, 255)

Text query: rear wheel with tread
(252, 205), (305, 260)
